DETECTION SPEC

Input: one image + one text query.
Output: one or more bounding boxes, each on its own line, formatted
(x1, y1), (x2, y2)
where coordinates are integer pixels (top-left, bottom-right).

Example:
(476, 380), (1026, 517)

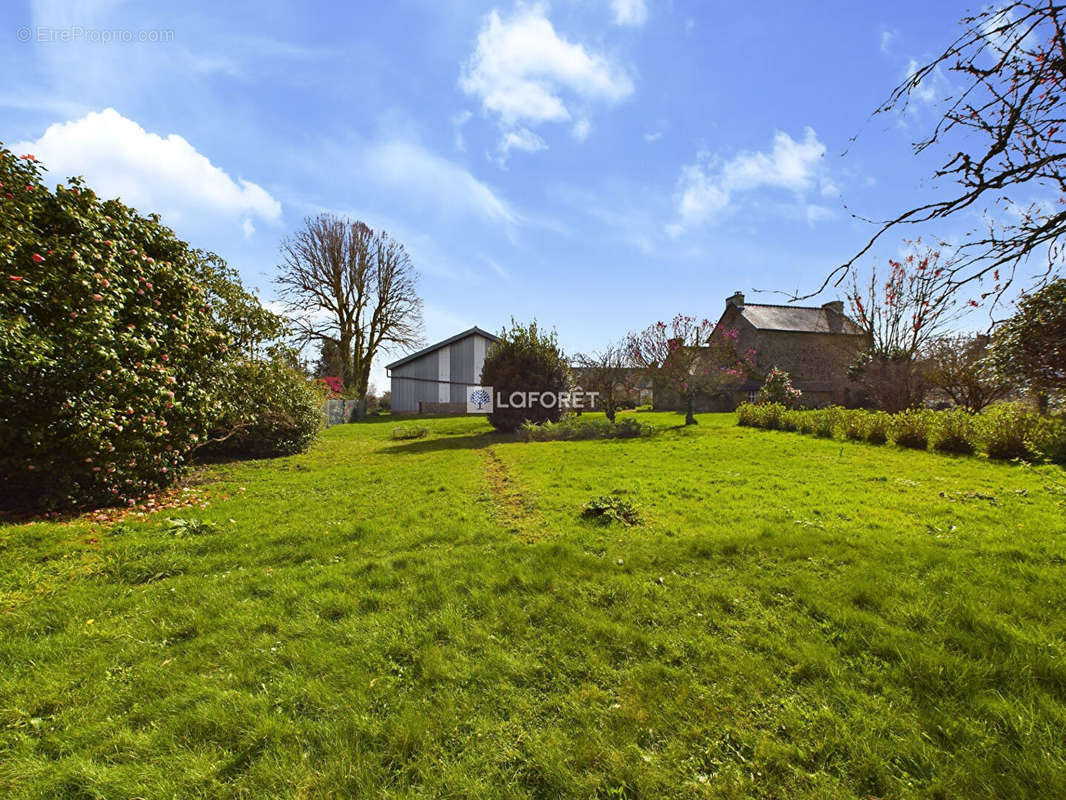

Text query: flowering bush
(0, 144), (289, 509)
(757, 367), (802, 408)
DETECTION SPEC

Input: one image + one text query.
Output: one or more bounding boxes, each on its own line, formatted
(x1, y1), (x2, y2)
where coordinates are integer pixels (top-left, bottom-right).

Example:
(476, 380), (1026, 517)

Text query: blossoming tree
(627, 315), (755, 425)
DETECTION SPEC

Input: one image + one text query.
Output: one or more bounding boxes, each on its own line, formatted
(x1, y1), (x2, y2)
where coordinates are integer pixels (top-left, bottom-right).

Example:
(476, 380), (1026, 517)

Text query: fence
(323, 398), (358, 427)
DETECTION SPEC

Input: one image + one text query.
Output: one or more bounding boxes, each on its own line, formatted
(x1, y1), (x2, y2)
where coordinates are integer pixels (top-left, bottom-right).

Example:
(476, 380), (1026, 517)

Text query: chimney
(822, 300), (844, 315)
(727, 291), (745, 308)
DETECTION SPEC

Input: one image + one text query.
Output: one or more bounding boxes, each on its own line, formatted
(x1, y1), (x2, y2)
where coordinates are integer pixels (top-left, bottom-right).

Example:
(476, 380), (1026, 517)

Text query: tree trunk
(685, 391), (697, 425)
(352, 362), (372, 421)
(605, 402), (616, 423)
(339, 335), (354, 392)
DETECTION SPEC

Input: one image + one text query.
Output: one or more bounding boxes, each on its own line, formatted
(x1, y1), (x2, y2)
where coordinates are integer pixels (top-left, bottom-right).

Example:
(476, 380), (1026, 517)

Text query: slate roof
(735, 303), (865, 336)
(385, 326), (500, 370)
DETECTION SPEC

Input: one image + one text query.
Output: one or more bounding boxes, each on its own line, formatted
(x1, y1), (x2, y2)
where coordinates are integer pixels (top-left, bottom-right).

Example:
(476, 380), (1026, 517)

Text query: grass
(1, 412), (1065, 798)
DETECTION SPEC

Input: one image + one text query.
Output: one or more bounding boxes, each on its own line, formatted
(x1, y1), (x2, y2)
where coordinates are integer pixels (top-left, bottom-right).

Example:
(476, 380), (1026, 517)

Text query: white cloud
(459, 3), (633, 155)
(611, 0), (648, 27)
(497, 127), (549, 162)
(644, 130), (663, 142)
(241, 218), (256, 238)
(451, 110), (473, 150)
(880, 29), (896, 53)
(670, 127), (828, 232)
(13, 108), (281, 232)
(363, 139), (516, 225)
(571, 119), (591, 141)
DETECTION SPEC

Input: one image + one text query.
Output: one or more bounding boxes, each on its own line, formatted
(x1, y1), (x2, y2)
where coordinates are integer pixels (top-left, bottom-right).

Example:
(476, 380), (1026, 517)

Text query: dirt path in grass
(480, 446), (540, 541)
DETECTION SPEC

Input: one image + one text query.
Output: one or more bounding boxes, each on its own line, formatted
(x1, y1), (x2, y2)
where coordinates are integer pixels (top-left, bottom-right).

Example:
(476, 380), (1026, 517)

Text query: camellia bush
(481, 319), (569, 433)
(0, 143), (304, 509)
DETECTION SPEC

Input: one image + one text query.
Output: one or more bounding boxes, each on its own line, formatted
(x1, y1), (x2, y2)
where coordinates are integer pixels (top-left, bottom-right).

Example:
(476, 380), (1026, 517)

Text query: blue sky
(2, 0), (995, 388)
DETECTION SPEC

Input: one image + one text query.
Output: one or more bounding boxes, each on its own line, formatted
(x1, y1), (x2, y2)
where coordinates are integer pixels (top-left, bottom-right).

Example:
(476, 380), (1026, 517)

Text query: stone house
(655, 292), (868, 412)
(715, 292), (867, 409)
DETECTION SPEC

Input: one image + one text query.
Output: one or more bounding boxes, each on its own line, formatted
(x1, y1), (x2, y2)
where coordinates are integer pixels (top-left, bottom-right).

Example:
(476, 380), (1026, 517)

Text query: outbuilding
(386, 327), (500, 414)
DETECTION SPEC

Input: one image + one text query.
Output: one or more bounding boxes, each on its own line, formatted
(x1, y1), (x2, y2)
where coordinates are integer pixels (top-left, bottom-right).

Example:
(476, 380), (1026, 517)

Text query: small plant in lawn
(392, 425), (429, 440)
(580, 494), (641, 526)
(164, 517), (217, 537)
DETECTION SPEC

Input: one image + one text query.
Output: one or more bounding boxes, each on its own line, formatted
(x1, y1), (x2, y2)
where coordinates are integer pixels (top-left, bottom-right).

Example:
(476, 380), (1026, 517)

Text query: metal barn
(386, 327), (500, 414)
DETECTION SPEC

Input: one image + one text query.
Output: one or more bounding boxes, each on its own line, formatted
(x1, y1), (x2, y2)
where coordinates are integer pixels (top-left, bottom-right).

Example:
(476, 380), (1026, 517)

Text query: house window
(748, 390), (759, 404)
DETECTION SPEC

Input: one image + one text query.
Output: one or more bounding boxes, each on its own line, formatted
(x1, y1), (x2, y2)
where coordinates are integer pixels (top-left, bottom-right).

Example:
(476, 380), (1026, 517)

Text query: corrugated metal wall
(389, 333), (492, 413)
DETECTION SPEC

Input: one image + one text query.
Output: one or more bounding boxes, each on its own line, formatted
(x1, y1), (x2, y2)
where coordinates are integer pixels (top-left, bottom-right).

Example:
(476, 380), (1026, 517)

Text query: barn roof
(735, 303), (865, 336)
(385, 326), (500, 370)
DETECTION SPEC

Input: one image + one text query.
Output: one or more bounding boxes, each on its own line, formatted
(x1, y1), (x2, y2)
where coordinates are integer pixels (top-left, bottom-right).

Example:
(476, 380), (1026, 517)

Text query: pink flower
(92, 293), (103, 301)
(32, 253), (44, 263)
(20, 154), (36, 161)
(8, 275), (22, 281)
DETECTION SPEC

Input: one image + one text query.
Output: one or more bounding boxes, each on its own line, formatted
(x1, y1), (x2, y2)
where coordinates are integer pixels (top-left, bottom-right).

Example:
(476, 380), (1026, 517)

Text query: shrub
(892, 409), (933, 450)
(810, 407), (840, 438)
(930, 408), (977, 455)
(392, 425), (429, 440)
(0, 144), (284, 510)
(520, 415), (653, 442)
(481, 319), (569, 433)
(977, 403), (1040, 460)
(757, 367), (803, 407)
(780, 409), (803, 432)
(863, 411), (892, 445)
(197, 349), (324, 459)
(736, 402), (759, 426)
(840, 409), (867, 441)
(581, 494), (641, 526)
(1028, 415), (1066, 464)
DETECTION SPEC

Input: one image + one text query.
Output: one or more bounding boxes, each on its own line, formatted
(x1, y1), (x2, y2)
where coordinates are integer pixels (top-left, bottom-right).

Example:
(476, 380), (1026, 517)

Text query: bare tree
(572, 343), (634, 422)
(276, 214), (424, 418)
(820, 3), (1066, 306)
(926, 334), (1010, 411)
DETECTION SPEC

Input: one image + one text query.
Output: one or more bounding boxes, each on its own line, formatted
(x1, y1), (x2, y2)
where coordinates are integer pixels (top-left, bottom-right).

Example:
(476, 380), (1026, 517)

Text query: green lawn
(2, 412), (1065, 799)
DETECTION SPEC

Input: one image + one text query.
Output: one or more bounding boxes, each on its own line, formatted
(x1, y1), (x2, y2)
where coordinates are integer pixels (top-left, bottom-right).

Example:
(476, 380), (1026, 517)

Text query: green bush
(736, 402), (759, 426)
(520, 415), (653, 442)
(481, 319), (569, 433)
(197, 350), (324, 459)
(863, 411), (892, 445)
(780, 409), (803, 432)
(977, 403), (1041, 460)
(392, 425), (430, 440)
(930, 408), (977, 455)
(892, 409), (933, 450)
(840, 409), (867, 441)
(1028, 415), (1066, 464)
(0, 144), (284, 510)
(810, 407), (840, 438)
